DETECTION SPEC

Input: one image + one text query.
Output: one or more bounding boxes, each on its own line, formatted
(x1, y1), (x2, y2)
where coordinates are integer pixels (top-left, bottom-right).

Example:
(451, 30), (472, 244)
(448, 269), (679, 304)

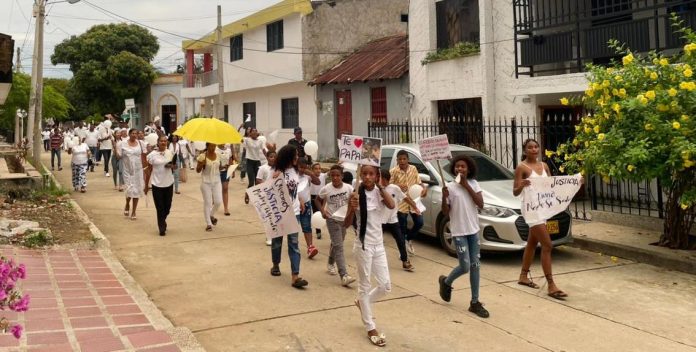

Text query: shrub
(421, 42), (480, 65)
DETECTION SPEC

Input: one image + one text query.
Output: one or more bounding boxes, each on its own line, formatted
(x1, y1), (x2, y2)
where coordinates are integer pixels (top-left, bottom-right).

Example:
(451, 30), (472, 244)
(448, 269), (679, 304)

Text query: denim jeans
(397, 212), (424, 242)
(88, 146), (98, 170)
(51, 148), (61, 168)
(445, 234), (481, 303)
(271, 230), (301, 275)
(111, 155), (124, 187)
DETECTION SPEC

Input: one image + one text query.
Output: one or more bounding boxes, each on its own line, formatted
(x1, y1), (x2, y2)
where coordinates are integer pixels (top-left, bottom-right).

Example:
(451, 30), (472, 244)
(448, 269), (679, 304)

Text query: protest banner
(418, 135), (451, 162)
(522, 174), (583, 226)
(246, 177), (302, 239)
(338, 134), (382, 167)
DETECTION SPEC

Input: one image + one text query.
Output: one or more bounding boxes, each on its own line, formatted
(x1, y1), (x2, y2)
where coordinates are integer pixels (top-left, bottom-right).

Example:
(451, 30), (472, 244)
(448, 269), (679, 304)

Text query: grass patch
(421, 42), (480, 65)
(23, 230), (54, 248)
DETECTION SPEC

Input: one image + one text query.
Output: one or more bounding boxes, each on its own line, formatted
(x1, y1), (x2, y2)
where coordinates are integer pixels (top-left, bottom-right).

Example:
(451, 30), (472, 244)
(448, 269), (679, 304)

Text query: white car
(379, 144), (573, 256)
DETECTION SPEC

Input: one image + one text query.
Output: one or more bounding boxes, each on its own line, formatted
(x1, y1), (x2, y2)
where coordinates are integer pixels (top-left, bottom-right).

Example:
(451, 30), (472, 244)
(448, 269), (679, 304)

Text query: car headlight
(479, 205), (517, 218)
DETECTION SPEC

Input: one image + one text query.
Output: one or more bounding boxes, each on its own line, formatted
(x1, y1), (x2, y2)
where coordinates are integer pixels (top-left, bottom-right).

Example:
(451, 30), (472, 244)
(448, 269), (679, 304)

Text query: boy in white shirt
(379, 169), (415, 271)
(438, 155), (489, 318)
(318, 165), (355, 286)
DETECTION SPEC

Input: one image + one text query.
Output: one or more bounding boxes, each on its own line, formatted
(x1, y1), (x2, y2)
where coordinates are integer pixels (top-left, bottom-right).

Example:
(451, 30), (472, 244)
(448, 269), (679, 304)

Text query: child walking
(438, 155), (490, 318)
(379, 169), (415, 271)
(297, 157), (321, 258)
(310, 162), (326, 239)
(345, 165), (395, 347)
(318, 165), (355, 286)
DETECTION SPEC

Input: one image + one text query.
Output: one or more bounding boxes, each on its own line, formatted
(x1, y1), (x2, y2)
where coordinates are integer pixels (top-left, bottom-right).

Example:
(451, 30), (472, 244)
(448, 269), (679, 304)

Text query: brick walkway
(0, 247), (180, 352)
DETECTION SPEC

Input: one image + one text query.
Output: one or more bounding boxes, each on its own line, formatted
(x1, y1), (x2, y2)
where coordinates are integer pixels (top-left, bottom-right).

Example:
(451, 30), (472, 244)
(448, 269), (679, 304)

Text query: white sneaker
(265, 239), (272, 246)
(105, 172), (110, 177)
(341, 274), (356, 287)
(327, 263), (337, 275)
(407, 240), (415, 255)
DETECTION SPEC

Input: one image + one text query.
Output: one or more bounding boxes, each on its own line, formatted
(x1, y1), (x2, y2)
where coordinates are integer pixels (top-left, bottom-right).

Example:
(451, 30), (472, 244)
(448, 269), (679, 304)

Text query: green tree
(556, 18), (696, 249)
(50, 23), (159, 116)
(0, 73), (71, 131)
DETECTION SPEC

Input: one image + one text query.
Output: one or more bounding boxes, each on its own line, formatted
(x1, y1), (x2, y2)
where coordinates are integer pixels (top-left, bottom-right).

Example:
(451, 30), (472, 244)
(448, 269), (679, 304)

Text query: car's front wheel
(437, 216), (457, 258)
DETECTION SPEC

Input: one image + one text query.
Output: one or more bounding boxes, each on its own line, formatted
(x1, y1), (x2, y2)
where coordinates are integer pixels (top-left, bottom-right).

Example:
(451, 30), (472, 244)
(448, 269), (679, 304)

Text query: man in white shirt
(98, 118), (114, 177)
(41, 129), (51, 151)
(84, 125), (100, 172)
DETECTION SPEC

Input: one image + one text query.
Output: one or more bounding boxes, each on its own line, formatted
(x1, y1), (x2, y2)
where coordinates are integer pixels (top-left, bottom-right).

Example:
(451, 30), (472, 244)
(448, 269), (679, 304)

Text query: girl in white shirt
(144, 135), (176, 236)
(196, 143), (222, 232)
(438, 155), (489, 318)
(345, 165), (395, 347)
(68, 141), (91, 193)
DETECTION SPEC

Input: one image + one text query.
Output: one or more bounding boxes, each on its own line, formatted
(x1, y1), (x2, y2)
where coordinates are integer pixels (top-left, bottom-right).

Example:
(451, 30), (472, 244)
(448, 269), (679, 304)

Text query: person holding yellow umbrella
(174, 117), (243, 231)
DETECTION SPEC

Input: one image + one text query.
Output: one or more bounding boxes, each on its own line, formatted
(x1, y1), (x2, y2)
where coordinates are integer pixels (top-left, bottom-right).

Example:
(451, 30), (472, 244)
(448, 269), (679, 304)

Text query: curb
(569, 237), (696, 275)
(43, 164), (206, 352)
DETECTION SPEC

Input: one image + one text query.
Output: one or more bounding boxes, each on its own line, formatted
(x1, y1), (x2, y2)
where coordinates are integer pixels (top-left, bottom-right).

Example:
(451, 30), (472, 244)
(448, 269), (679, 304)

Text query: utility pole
(27, 0), (45, 167)
(15, 47), (21, 73)
(14, 48), (22, 143)
(216, 5), (225, 120)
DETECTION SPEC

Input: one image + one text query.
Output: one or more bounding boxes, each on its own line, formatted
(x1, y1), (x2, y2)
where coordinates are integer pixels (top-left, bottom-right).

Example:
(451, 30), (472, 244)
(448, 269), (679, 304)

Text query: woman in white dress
(196, 143), (223, 231)
(68, 140), (91, 193)
(119, 128), (147, 220)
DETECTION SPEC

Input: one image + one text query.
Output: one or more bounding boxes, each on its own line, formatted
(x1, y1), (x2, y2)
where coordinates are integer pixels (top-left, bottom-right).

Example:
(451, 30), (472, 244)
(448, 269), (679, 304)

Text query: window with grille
(281, 98), (299, 129)
(371, 87), (387, 123)
(267, 20), (284, 52)
(230, 35), (243, 62)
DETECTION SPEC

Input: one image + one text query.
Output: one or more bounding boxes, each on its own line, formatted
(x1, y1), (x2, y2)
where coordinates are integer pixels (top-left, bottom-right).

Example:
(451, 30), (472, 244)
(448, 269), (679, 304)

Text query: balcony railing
(513, 0), (696, 77)
(183, 70), (218, 88)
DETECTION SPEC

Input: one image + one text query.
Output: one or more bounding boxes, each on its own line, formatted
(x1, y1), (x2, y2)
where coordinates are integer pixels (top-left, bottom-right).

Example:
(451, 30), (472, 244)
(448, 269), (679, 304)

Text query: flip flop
(548, 291), (568, 300)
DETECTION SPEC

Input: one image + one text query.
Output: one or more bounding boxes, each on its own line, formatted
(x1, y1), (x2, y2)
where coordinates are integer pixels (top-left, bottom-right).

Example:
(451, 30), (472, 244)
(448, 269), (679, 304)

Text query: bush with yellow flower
(555, 18), (696, 249)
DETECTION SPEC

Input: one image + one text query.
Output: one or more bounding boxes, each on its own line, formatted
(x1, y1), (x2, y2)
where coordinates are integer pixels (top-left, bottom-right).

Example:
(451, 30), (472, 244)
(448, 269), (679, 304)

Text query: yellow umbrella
(174, 117), (243, 144)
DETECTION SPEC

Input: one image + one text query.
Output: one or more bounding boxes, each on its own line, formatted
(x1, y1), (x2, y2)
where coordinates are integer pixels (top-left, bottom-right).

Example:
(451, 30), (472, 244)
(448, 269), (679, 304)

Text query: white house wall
(222, 13), (304, 93)
(223, 81), (318, 147)
(409, 0), (590, 120)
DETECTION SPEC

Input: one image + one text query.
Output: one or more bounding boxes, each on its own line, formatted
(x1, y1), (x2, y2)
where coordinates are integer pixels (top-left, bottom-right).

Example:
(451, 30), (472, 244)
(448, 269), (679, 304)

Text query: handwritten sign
(338, 134), (382, 167)
(418, 135), (451, 162)
(246, 177), (301, 239)
(522, 174), (583, 224)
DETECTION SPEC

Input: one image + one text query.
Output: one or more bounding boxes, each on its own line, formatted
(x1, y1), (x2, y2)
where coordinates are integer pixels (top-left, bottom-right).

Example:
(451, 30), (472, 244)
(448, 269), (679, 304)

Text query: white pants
(200, 181), (222, 226)
(353, 241), (391, 332)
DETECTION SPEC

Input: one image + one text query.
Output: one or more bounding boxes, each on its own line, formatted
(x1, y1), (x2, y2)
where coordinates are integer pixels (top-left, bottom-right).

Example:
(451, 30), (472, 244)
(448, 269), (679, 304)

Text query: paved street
(49, 155), (696, 352)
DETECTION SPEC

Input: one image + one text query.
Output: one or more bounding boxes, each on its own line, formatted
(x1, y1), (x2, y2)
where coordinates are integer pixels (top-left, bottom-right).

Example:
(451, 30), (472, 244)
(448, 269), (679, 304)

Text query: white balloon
(103, 120), (112, 129)
(311, 211), (326, 230)
(408, 184), (423, 201)
(193, 141), (206, 151)
(145, 133), (159, 146)
(258, 136), (267, 145)
(304, 140), (319, 159)
(268, 130), (279, 144)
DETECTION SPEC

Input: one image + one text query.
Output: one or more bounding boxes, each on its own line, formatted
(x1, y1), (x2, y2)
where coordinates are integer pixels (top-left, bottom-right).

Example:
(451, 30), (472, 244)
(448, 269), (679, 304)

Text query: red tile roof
(310, 34), (408, 85)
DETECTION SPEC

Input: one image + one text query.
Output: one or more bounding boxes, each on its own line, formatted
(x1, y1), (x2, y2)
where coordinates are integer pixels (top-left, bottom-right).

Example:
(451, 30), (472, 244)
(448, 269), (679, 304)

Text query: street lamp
(26, 0), (80, 167)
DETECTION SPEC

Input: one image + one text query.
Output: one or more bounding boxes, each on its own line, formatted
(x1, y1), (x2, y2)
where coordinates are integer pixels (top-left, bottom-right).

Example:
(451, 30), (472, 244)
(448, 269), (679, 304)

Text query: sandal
(244, 194), (249, 204)
(224, 212), (231, 216)
(205, 225), (213, 232)
(270, 265), (281, 276)
(368, 332), (386, 347)
(130, 215), (137, 221)
(291, 278), (308, 288)
(545, 274), (568, 300)
(210, 217), (218, 226)
(518, 269), (539, 289)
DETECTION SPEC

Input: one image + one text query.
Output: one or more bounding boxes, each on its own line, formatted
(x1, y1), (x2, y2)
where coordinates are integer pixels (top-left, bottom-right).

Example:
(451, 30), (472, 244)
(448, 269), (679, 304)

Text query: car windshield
(440, 151), (514, 182)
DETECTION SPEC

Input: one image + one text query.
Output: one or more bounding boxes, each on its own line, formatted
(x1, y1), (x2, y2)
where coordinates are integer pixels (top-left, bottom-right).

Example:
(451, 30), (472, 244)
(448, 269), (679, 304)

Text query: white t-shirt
(98, 126), (113, 150)
(76, 127), (87, 140)
(217, 147), (232, 167)
(283, 168), (301, 215)
(319, 182), (353, 216)
(355, 187), (385, 246)
(71, 143), (89, 165)
(85, 130), (99, 147)
(297, 174), (312, 204)
(446, 180), (482, 236)
(382, 184), (405, 224)
(243, 137), (265, 161)
(257, 164), (273, 182)
(178, 140), (190, 157)
(147, 150), (175, 188)
(310, 173), (326, 196)
(41, 131), (50, 141)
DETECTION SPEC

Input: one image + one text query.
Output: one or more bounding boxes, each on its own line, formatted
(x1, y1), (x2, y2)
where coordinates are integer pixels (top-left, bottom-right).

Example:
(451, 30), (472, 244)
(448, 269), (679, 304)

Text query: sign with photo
(418, 135), (451, 162)
(246, 177), (302, 239)
(338, 134), (382, 167)
(522, 174), (583, 225)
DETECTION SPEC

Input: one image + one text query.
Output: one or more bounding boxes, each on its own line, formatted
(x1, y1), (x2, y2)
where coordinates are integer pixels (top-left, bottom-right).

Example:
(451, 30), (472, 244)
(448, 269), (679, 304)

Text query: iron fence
(368, 116), (666, 221)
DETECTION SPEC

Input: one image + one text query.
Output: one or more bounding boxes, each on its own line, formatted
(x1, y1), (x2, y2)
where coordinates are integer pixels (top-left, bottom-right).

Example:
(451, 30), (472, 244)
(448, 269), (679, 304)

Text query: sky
(2, 0), (281, 79)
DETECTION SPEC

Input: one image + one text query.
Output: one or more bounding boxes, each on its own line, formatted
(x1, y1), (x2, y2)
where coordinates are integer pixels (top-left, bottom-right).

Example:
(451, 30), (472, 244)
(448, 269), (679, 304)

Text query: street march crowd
(45, 114), (583, 348)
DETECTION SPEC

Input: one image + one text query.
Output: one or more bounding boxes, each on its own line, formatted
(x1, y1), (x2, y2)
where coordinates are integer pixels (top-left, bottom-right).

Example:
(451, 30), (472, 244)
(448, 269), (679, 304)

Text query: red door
(336, 90), (352, 138)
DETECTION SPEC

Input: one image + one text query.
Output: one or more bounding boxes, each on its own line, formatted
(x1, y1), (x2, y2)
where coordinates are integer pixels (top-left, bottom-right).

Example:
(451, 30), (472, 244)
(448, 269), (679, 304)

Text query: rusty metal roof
(310, 34), (408, 85)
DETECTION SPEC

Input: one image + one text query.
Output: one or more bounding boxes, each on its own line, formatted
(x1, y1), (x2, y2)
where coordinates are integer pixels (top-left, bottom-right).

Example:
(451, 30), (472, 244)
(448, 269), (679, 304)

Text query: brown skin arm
(513, 166), (531, 197)
(378, 185), (395, 210)
(344, 193), (358, 228)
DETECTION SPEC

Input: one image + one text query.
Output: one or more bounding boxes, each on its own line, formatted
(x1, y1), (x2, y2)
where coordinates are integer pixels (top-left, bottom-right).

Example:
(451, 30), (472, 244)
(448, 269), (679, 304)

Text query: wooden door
(336, 90), (352, 138)
(161, 105), (177, 133)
